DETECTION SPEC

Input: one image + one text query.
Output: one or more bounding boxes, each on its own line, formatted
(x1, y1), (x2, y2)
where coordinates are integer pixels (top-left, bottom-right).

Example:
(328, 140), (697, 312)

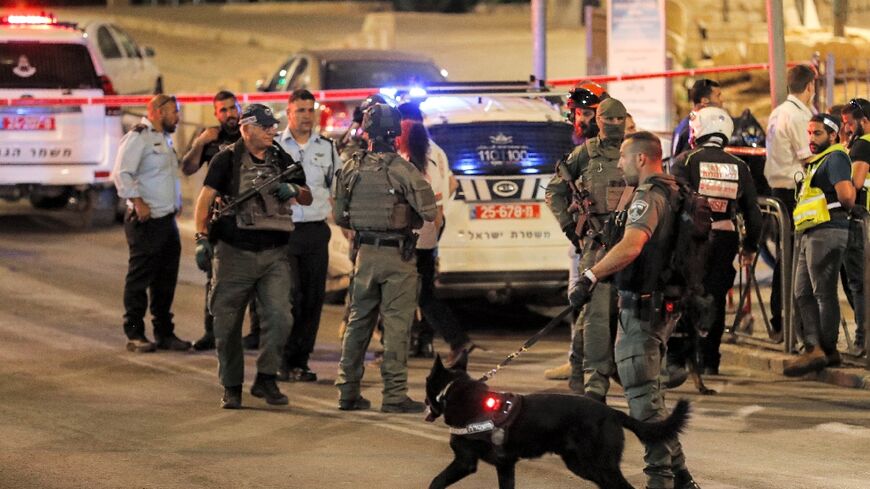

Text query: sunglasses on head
(849, 99), (868, 120)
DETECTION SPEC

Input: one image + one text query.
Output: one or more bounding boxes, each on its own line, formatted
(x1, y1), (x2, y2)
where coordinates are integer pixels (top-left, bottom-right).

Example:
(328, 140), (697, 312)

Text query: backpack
(647, 176), (713, 296)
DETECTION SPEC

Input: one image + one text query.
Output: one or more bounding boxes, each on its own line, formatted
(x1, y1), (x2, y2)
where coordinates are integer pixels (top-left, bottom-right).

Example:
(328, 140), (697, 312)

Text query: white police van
(0, 13), (123, 225)
(418, 86), (575, 302)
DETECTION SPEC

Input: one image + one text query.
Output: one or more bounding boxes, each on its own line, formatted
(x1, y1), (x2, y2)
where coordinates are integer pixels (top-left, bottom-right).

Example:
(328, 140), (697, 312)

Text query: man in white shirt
(764, 64), (816, 337)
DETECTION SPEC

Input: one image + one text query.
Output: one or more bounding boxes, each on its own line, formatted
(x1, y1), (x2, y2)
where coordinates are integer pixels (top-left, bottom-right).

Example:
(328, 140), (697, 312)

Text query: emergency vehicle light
(2, 13), (57, 25)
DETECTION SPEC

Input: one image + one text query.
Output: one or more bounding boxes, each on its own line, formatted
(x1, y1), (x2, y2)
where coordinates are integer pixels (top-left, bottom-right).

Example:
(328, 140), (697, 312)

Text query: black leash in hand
(478, 305), (575, 382)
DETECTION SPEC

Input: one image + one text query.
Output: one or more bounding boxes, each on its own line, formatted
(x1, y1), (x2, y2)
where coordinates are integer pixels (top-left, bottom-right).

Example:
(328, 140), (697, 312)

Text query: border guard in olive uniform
(570, 132), (703, 489)
(545, 97), (628, 401)
(334, 103), (437, 413)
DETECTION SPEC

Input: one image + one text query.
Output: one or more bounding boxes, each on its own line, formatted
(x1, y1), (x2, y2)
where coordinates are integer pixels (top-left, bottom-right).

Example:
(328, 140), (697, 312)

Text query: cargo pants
(209, 242), (293, 387)
(616, 291), (687, 489)
(336, 244), (419, 405)
(574, 239), (617, 397)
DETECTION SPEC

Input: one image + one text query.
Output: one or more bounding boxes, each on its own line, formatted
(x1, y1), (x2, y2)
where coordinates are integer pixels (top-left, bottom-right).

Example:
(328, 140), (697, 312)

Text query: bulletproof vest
(232, 147), (294, 232)
(615, 177), (678, 294)
(343, 152), (418, 232)
(579, 138), (625, 215)
(684, 146), (743, 222)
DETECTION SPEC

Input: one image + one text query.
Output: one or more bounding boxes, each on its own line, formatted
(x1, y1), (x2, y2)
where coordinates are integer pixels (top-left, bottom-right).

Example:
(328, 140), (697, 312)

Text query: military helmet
(362, 103), (402, 139)
(690, 106), (734, 142)
(353, 94), (388, 124)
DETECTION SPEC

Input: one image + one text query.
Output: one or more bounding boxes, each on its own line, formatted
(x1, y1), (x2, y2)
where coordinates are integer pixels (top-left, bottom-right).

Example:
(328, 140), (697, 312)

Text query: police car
(0, 12), (124, 225)
(417, 85), (575, 302)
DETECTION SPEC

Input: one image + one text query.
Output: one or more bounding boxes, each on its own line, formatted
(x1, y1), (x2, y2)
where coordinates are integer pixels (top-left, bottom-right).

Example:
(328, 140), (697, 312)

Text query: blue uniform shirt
(278, 128), (340, 223)
(112, 117), (181, 218)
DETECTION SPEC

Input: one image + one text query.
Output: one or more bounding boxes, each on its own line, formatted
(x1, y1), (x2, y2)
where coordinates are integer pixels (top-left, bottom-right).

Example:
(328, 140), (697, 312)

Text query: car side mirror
(142, 46), (156, 57)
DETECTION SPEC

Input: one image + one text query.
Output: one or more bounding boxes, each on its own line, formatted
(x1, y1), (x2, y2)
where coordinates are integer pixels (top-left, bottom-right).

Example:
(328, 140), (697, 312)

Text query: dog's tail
(618, 399), (690, 444)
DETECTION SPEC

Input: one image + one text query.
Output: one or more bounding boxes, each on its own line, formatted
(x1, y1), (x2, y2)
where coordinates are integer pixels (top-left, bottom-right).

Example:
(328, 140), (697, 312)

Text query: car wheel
(81, 187), (119, 228)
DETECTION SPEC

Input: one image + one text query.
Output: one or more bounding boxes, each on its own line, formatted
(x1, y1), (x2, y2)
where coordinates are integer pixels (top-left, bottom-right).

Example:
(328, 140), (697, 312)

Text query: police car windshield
(429, 122), (574, 176)
(323, 60), (444, 90)
(0, 43), (100, 89)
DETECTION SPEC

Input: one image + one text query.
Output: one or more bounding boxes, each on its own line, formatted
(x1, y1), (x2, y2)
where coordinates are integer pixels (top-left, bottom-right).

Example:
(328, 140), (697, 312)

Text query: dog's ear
(432, 354), (445, 373)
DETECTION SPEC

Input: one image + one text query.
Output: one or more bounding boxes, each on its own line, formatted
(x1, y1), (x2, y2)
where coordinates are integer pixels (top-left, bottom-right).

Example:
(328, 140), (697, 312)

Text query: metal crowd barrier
(728, 197), (793, 353)
(730, 196), (870, 370)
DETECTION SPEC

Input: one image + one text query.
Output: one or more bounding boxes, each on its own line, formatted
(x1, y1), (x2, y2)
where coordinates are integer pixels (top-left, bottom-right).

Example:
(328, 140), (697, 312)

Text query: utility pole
(833, 0), (847, 37)
(532, 0), (547, 85)
(767, 0), (788, 106)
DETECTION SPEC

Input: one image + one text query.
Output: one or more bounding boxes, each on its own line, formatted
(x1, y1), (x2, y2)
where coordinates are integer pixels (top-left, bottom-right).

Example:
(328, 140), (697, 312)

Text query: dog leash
(478, 305), (574, 382)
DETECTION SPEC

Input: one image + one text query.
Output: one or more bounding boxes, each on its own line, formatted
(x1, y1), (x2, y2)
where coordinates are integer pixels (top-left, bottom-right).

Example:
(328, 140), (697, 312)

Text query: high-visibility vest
(856, 134), (870, 210)
(793, 143), (849, 232)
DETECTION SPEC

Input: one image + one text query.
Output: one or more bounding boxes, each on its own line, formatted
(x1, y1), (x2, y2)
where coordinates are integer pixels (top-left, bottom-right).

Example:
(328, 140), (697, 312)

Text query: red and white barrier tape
(0, 62), (792, 107)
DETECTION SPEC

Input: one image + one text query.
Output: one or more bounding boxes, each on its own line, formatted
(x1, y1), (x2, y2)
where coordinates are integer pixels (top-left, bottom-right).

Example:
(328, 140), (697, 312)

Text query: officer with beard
(181, 91), (260, 352)
(567, 81), (608, 145)
(545, 97), (628, 401)
(669, 107), (762, 377)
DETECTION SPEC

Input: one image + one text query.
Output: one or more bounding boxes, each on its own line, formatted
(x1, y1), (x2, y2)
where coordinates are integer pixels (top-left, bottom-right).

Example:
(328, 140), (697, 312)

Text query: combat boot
(338, 396), (371, 411)
(544, 362), (572, 380)
(221, 385), (242, 409)
(381, 397), (426, 414)
(192, 332), (215, 351)
(155, 334), (192, 351)
(674, 469), (702, 489)
(783, 346), (826, 377)
(250, 373), (288, 405)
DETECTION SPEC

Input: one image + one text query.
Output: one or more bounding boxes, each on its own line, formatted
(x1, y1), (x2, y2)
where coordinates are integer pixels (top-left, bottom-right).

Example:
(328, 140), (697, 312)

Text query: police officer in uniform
(180, 90), (260, 352)
(785, 114), (855, 376)
(545, 97), (628, 400)
(570, 131), (702, 489)
(192, 104), (313, 409)
(670, 107), (762, 375)
(334, 103), (437, 413)
(112, 94), (191, 353)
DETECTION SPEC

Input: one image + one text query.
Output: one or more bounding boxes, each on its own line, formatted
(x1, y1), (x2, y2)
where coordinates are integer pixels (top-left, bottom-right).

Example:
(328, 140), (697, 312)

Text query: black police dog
(424, 354), (690, 489)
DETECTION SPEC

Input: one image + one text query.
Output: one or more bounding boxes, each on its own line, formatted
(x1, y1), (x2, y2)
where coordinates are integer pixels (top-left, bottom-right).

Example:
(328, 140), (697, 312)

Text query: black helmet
(362, 103), (402, 140)
(353, 94), (388, 124)
(567, 87), (601, 110)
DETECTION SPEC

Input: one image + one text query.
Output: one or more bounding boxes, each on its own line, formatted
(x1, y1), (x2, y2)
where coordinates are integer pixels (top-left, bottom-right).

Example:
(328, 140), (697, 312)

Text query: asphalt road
(1, 211), (869, 489)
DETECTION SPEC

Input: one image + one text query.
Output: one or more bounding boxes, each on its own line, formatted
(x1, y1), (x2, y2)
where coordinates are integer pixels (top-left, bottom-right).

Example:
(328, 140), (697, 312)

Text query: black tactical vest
(230, 141), (294, 232)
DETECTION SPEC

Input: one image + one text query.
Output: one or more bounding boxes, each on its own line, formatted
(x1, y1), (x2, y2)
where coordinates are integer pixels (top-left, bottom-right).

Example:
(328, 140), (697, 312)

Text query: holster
(619, 291), (682, 338)
(400, 232), (418, 262)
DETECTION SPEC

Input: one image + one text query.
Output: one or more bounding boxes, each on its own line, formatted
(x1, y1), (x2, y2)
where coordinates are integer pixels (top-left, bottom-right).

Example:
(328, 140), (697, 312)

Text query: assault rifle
(557, 157), (594, 243)
(211, 162), (302, 222)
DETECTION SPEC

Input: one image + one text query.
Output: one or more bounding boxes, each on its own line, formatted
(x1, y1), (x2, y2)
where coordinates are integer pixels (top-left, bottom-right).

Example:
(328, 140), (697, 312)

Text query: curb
(720, 343), (870, 390)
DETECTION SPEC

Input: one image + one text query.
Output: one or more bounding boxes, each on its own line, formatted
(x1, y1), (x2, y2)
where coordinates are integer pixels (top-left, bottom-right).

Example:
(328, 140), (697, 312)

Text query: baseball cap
(240, 104), (280, 128)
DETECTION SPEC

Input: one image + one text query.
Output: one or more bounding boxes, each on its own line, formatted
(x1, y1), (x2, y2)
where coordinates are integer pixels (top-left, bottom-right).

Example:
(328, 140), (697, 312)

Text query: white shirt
(429, 140), (455, 198)
(414, 159), (446, 250)
(112, 117), (181, 218)
(765, 94), (814, 189)
(277, 128), (340, 222)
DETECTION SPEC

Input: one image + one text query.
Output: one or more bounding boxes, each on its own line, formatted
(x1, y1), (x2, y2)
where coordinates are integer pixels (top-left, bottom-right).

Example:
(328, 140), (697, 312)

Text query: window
(0, 43), (100, 89)
(97, 26), (121, 59)
(110, 25), (140, 58)
(287, 58), (309, 90)
(267, 58), (295, 92)
(323, 60), (445, 90)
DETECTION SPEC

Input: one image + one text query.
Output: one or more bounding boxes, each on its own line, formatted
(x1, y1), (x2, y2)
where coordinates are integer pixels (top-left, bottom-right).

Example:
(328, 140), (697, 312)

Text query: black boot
(674, 469), (702, 489)
(192, 332), (215, 351)
(250, 373), (288, 405)
(221, 385), (242, 409)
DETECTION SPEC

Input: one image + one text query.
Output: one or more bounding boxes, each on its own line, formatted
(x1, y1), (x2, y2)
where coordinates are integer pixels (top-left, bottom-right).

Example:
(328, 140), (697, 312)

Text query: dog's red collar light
(484, 395), (501, 411)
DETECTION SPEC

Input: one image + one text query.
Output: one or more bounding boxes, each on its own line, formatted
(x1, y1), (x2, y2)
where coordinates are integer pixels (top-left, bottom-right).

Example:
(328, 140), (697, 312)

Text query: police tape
(0, 62), (791, 107)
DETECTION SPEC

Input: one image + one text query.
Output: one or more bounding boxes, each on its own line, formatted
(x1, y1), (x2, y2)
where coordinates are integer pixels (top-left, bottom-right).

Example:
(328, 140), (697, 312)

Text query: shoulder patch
(628, 199), (650, 223)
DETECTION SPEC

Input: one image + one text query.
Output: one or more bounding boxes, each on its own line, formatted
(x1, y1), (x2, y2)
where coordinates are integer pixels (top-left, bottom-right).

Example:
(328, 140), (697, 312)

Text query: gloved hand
(272, 183), (300, 202)
(568, 272), (596, 308)
(195, 238), (213, 272)
(563, 225), (581, 251)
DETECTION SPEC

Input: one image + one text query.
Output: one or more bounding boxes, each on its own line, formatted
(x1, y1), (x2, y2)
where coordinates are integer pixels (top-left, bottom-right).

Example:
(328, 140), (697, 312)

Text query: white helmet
(689, 106), (733, 144)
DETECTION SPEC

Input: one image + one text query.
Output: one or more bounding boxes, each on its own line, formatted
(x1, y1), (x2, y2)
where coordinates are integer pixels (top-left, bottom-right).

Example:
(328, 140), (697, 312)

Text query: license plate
(1, 115), (56, 131)
(471, 203), (540, 220)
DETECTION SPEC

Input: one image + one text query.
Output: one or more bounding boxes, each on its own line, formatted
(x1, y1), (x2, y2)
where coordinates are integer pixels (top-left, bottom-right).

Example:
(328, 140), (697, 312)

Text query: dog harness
(439, 383), (524, 447)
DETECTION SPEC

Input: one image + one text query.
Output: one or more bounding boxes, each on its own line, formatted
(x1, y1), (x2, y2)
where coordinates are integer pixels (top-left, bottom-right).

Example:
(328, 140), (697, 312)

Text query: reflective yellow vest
(793, 143), (849, 232)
